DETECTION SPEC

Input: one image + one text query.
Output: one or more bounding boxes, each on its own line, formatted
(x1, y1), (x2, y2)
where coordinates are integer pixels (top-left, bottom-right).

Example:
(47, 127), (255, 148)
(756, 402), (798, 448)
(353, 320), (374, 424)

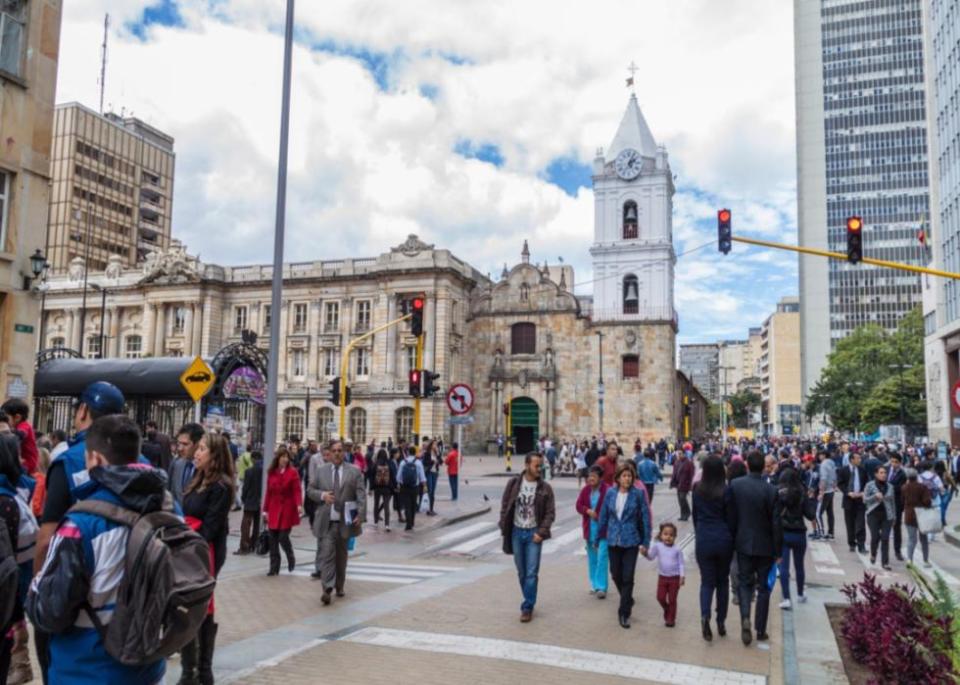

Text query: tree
(727, 390), (760, 428)
(705, 401), (720, 431)
(860, 365), (926, 432)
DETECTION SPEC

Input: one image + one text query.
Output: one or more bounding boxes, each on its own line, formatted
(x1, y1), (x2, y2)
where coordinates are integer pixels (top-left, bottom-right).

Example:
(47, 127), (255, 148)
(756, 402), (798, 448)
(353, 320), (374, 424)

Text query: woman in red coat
(263, 445), (303, 575)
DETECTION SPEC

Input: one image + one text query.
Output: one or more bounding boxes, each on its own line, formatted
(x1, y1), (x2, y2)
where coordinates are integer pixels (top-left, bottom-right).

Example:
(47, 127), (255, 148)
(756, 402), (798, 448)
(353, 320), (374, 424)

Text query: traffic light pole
(413, 332), (424, 446)
(731, 235), (960, 280)
(338, 313), (412, 439)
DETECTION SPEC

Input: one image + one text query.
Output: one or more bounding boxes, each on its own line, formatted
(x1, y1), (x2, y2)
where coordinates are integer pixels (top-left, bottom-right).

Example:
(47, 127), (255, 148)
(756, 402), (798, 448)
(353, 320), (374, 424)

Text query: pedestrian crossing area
(436, 519), (591, 557)
(290, 561), (462, 585)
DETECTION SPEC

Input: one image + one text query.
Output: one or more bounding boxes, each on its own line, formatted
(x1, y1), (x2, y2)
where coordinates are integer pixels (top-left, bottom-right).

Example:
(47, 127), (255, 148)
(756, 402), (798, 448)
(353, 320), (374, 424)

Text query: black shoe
(267, 569), (279, 576)
(288, 555), (296, 573)
(701, 617), (713, 642)
(849, 546), (856, 553)
(177, 639), (200, 685)
(336, 589), (345, 598)
(197, 617), (218, 685)
(895, 553), (904, 561)
(882, 564), (892, 571)
(756, 632), (769, 642)
(717, 621), (726, 637)
(618, 614), (631, 629)
(741, 618), (752, 646)
(321, 589), (332, 605)
(870, 556), (876, 565)
(858, 546), (867, 554)
(310, 571), (323, 580)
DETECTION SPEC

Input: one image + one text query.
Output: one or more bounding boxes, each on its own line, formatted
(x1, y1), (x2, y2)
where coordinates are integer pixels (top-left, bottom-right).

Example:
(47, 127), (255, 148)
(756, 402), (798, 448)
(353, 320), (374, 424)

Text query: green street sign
(13, 324), (34, 334)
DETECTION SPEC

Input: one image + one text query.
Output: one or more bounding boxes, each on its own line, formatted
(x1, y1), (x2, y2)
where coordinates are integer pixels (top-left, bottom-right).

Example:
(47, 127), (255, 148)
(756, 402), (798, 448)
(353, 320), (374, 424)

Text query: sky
(56, 0), (799, 346)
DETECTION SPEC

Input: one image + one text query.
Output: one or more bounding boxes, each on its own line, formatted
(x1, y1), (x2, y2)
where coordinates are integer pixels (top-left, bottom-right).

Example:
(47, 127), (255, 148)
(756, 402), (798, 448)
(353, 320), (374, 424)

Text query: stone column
(278, 302), (289, 386)
(490, 381), (499, 435)
(109, 307), (121, 357)
(386, 295), (397, 379)
(191, 302), (203, 356)
(68, 310), (80, 351)
(154, 304), (166, 356)
(142, 303), (156, 356)
(183, 303), (195, 356)
(101, 308), (111, 358)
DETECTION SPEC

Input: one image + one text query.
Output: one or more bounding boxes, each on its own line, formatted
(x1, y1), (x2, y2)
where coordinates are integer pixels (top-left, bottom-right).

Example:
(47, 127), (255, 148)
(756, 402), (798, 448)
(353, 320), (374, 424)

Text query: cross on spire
(626, 61), (638, 92)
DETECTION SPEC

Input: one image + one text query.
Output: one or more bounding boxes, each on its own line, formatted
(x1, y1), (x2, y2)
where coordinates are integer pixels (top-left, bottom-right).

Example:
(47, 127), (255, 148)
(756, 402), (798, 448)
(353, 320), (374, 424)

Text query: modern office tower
(46, 103), (175, 272)
(760, 297), (802, 435)
(795, 0), (931, 426)
(922, 0), (960, 443)
(680, 343), (720, 403)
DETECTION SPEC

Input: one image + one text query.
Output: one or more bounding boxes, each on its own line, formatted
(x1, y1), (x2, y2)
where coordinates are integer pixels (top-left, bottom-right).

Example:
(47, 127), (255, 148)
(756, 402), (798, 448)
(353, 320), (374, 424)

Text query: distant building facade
(679, 344), (719, 403)
(760, 297), (802, 435)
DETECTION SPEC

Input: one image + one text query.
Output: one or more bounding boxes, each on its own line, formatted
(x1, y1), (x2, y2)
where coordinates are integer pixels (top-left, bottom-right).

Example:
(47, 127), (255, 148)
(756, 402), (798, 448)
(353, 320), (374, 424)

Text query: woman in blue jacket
(599, 462), (652, 629)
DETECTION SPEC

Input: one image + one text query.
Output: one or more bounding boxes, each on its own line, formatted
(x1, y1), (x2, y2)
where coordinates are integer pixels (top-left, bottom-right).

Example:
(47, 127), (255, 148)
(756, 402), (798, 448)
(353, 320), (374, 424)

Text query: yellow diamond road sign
(180, 356), (215, 403)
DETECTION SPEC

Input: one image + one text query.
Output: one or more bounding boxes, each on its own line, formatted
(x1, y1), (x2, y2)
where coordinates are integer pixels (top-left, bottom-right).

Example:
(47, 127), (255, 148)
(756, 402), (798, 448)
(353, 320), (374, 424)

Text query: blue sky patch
(311, 40), (400, 91)
(127, 0), (185, 40)
(544, 156), (593, 197)
(419, 84), (440, 100)
(454, 140), (505, 167)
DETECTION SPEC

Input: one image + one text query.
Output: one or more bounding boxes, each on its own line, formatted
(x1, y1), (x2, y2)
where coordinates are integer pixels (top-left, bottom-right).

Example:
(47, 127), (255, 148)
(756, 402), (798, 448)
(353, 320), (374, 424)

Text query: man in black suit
(727, 449), (781, 647)
(887, 453), (906, 561)
(837, 450), (867, 554)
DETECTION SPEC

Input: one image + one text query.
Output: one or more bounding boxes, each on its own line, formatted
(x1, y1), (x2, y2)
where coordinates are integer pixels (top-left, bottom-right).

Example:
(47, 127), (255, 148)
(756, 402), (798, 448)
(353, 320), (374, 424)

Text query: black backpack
(0, 522), (18, 632)
(69, 498), (216, 666)
(375, 463), (391, 488)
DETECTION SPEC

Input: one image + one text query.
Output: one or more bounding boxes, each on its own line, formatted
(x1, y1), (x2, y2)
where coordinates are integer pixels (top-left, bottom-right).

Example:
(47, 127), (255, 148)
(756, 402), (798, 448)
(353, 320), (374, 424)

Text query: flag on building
(918, 213), (930, 246)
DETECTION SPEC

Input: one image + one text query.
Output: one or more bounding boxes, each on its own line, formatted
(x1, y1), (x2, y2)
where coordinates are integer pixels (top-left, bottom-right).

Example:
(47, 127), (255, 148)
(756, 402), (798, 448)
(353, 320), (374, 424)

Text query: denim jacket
(598, 486), (651, 548)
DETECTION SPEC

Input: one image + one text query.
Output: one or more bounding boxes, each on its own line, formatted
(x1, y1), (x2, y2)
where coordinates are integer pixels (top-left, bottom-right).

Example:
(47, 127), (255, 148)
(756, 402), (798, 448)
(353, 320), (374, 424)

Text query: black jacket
(887, 466), (906, 509)
(241, 461), (263, 511)
(727, 473), (781, 558)
(838, 464), (868, 510)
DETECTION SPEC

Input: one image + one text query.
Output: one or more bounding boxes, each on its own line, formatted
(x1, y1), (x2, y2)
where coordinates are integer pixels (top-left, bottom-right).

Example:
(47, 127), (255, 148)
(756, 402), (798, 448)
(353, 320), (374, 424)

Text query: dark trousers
(394, 489), (404, 521)
(449, 474), (458, 501)
(867, 508), (891, 565)
(657, 575), (682, 625)
(239, 509), (260, 552)
(608, 545), (639, 619)
(643, 482), (656, 502)
(34, 628), (50, 684)
(779, 531), (806, 600)
(737, 552), (773, 636)
(0, 636), (11, 685)
(818, 491), (835, 536)
(373, 490), (391, 526)
(268, 528), (294, 572)
(892, 501), (903, 556)
(400, 486), (419, 530)
(677, 491), (691, 520)
(696, 543), (733, 622)
(844, 500), (866, 550)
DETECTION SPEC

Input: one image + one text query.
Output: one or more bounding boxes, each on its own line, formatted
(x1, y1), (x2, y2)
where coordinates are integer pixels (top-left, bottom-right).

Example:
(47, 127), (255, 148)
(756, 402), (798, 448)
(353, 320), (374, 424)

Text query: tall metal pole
(78, 209), (92, 356)
(597, 331), (604, 435)
(98, 287), (106, 358)
(262, 0), (295, 510)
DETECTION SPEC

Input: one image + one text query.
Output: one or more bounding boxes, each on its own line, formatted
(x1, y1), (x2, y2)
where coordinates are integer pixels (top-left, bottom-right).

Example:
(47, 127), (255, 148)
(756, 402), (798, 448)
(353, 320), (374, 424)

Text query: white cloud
(56, 0), (798, 341)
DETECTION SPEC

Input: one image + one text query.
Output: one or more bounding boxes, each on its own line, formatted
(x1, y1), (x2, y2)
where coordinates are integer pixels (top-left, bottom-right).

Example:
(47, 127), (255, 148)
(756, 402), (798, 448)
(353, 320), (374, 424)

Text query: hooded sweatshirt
(27, 463), (169, 685)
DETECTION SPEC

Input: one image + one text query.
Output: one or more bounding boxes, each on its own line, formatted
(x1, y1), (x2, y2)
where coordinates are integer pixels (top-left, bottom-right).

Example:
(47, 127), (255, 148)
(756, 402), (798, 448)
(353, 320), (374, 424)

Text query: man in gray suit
(307, 440), (365, 605)
(170, 423), (204, 507)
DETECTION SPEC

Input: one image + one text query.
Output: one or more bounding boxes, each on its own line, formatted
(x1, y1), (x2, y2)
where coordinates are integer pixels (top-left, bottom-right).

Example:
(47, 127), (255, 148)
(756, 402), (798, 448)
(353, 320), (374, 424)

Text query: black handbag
(802, 497), (818, 522)
(255, 530), (270, 556)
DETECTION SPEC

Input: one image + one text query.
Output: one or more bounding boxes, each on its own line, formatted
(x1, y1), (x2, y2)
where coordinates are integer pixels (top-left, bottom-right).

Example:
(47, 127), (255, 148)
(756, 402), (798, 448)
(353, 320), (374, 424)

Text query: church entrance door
(511, 397), (539, 454)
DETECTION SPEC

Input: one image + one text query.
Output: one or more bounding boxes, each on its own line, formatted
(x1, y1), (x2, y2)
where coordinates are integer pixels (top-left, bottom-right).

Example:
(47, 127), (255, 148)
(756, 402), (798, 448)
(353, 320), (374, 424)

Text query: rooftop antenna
(98, 14), (110, 114)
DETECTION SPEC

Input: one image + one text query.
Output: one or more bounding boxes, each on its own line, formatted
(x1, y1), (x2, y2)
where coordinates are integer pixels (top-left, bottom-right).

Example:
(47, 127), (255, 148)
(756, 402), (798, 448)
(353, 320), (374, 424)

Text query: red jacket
(575, 482), (609, 540)
(263, 466), (302, 530)
(671, 457), (695, 493)
(445, 450), (459, 476)
(596, 456), (617, 487)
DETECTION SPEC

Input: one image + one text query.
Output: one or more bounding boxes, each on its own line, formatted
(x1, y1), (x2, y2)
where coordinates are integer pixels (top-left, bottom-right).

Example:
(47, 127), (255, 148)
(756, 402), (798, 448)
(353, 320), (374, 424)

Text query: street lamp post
(596, 331), (604, 434)
(89, 283), (107, 358)
(76, 208), (93, 357)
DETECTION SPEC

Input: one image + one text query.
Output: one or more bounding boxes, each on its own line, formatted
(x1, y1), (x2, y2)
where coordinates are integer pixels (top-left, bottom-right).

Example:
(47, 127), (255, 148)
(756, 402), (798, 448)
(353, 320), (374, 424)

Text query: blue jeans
(426, 471), (438, 511)
(779, 531), (807, 600)
(941, 488), (953, 526)
(512, 527), (542, 612)
(449, 474), (458, 501)
(586, 539), (609, 592)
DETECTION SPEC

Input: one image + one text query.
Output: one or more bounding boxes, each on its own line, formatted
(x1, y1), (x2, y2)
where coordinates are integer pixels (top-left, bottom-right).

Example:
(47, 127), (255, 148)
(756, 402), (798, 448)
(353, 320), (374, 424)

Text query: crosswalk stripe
(343, 627), (767, 684)
(290, 561), (459, 585)
(543, 526), (583, 555)
(350, 562), (463, 573)
(435, 521), (496, 544)
(449, 529), (502, 553)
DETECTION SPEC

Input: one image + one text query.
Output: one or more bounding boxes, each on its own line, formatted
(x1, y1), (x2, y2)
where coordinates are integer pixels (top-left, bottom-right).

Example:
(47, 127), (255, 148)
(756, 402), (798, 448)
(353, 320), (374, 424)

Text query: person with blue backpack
(397, 450), (425, 531)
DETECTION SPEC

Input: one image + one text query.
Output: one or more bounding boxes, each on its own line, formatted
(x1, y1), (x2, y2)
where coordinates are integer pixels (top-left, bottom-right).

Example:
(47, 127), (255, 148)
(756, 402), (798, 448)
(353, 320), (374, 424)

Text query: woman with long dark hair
(864, 465), (895, 570)
(775, 468), (808, 609)
(371, 448), (397, 530)
(263, 445), (302, 575)
(179, 432), (234, 685)
(692, 455), (734, 641)
(0, 433), (29, 684)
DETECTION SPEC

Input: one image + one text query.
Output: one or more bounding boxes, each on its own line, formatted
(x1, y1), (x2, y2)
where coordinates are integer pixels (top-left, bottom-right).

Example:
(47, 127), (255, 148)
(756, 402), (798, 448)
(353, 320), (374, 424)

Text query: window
(234, 306), (248, 333)
(519, 284), (530, 302)
(324, 302), (339, 332)
(0, 1), (26, 79)
(623, 274), (639, 315)
(355, 348), (370, 377)
(623, 201), (638, 239)
(87, 336), (102, 359)
(323, 348), (340, 377)
(405, 346), (417, 374)
(125, 335), (142, 359)
(262, 305), (271, 333)
(293, 303), (308, 333)
(317, 407), (334, 443)
(291, 349), (306, 378)
(173, 306), (186, 334)
(356, 300), (371, 331)
(349, 408), (367, 445)
(283, 407), (305, 442)
(511, 322), (536, 354)
(51, 337), (65, 349)
(0, 171), (9, 248)
(622, 355), (639, 379)
(395, 407), (414, 443)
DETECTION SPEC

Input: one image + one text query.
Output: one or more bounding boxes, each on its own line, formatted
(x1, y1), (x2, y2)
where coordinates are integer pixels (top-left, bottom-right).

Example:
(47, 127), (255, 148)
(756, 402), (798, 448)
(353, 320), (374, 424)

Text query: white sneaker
(924, 561), (933, 568)
(779, 599), (792, 610)
(797, 594), (807, 604)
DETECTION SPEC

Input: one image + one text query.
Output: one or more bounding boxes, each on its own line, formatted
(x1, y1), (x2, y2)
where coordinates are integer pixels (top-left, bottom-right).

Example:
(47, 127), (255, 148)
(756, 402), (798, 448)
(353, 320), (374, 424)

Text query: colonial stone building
(39, 93), (683, 449)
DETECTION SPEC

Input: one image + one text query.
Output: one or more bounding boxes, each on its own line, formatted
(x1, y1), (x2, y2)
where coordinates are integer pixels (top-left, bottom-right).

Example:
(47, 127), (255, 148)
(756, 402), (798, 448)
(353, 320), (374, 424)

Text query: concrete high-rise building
(760, 297), (802, 435)
(0, 0), (62, 401)
(922, 0), (960, 443)
(795, 0), (932, 427)
(680, 344), (719, 403)
(46, 103), (175, 273)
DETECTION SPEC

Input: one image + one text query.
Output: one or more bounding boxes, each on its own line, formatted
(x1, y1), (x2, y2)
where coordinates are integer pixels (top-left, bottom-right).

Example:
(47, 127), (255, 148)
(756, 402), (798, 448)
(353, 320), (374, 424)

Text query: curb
(944, 526), (960, 550)
(437, 505), (492, 528)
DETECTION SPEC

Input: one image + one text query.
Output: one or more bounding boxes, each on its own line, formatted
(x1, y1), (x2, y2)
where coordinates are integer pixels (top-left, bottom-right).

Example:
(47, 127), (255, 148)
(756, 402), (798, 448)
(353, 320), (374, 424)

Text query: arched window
(511, 322), (536, 354)
(349, 408), (367, 445)
(622, 354), (640, 379)
(317, 407), (334, 443)
(623, 201), (638, 239)
(283, 407), (305, 441)
(519, 283), (530, 302)
(125, 335), (142, 359)
(623, 275), (639, 315)
(395, 407), (414, 443)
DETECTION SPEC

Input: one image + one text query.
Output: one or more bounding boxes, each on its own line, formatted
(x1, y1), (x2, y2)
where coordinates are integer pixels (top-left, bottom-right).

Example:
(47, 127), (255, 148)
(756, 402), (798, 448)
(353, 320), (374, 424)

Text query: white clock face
(614, 148), (642, 180)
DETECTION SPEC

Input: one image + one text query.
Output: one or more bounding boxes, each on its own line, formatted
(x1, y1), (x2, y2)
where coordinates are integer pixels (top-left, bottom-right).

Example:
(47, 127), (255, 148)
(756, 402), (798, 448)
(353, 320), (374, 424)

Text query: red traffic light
(718, 209), (731, 223)
(847, 216), (862, 232)
(412, 298), (424, 311)
(409, 370), (420, 383)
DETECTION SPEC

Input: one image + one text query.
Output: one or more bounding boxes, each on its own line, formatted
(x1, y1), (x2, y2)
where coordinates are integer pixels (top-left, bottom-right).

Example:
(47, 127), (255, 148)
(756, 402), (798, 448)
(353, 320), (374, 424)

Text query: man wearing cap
(32, 380), (127, 683)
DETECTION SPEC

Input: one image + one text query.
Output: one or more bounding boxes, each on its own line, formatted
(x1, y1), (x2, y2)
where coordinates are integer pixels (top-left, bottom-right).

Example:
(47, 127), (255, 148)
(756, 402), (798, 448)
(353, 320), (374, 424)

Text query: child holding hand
(646, 522), (685, 627)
